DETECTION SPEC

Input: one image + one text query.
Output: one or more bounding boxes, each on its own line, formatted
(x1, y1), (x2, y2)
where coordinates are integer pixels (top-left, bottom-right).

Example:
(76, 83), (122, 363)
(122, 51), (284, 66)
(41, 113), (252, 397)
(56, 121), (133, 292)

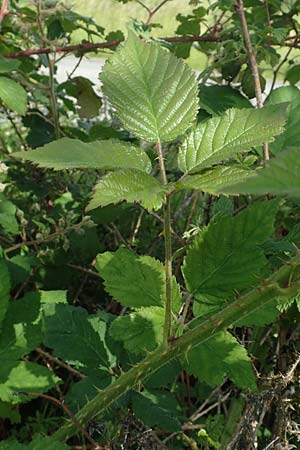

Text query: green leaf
(265, 86), (300, 154)
(176, 165), (254, 194)
(183, 200), (278, 299)
(0, 435), (70, 450)
(0, 57), (21, 74)
(0, 292), (43, 360)
(199, 85), (252, 115)
(87, 169), (169, 211)
(0, 259), (10, 330)
(132, 389), (181, 432)
(0, 361), (60, 404)
(0, 193), (19, 234)
(285, 64), (300, 85)
(184, 332), (256, 390)
(66, 371), (112, 411)
(96, 247), (181, 310)
(223, 149), (300, 197)
(110, 306), (165, 354)
(177, 105), (286, 174)
(14, 138), (151, 173)
(70, 76), (102, 119)
(43, 304), (112, 372)
(100, 31), (198, 142)
(0, 77), (27, 115)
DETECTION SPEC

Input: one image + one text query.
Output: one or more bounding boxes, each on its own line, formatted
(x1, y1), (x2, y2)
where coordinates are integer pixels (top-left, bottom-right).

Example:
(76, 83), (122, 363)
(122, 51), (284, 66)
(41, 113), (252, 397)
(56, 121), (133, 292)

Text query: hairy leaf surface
(178, 105), (286, 173)
(101, 31), (198, 142)
(183, 200), (278, 298)
(0, 435), (69, 449)
(14, 138), (151, 173)
(87, 169), (169, 211)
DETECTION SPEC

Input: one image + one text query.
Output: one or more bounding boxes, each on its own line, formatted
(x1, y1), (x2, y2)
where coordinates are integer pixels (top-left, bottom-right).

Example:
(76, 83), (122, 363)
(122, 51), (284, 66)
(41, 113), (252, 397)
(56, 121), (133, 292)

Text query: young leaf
(0, 77), (27, 115)
(110, 306), (164, 354)
(100, 31), (198, 143)
(223, 148), (300, 197)
(184, 332), (256, 390)
(87, 169), (169, 211)
(183, 200), (279, 299)
(14, 138), (151, 173)
(176, 165), (254, 194)
(178, 105), (286, 174)
(43, 304), (112, 372)
(96, 247), (181, 310)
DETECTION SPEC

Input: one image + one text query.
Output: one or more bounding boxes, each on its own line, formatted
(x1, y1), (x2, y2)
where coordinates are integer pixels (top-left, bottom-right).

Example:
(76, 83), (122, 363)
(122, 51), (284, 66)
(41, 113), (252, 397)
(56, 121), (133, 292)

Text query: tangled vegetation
(0, 1), (300, 449)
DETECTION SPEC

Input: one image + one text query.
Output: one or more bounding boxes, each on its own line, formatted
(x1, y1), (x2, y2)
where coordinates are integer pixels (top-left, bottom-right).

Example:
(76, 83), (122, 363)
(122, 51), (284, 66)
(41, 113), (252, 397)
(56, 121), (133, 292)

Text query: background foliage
(0, 1), (300, 449)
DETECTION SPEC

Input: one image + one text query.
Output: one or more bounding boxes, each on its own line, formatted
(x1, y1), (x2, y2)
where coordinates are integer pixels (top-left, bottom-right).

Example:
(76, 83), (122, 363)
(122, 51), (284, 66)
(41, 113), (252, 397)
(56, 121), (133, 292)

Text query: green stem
(156, 140), (173, 343)
(53, 254), (300, 442)
(163, 193), (172, 342)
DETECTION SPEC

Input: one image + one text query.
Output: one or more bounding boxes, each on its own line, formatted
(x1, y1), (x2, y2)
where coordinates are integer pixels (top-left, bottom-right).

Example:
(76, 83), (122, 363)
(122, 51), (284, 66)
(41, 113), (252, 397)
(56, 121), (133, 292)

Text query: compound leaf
(178, 105), (286, 173)
(87, 169), (169, 211)
(14, 138), (151, 173)
(101, 31), (198, 142)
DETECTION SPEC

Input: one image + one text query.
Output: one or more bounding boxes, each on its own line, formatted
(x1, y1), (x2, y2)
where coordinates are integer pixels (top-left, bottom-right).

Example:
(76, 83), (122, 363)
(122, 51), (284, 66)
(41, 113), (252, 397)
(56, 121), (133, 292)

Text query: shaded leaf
(43, 304), (112, 372)
(132, 390), (181, 432)
(199, 85), (252, 115)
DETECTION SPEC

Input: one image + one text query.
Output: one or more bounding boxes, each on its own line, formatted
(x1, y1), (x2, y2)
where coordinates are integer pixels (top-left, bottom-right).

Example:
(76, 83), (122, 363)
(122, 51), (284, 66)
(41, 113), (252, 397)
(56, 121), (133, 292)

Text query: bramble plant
(1, 1), (300, 449)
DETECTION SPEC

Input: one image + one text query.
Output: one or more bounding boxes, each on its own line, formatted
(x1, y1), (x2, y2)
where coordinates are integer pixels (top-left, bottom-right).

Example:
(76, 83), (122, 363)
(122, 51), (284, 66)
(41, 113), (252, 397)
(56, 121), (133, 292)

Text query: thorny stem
(156, 141), (173, 343)
(53, 254), (300, 442)
(236, 0), (269, 162)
